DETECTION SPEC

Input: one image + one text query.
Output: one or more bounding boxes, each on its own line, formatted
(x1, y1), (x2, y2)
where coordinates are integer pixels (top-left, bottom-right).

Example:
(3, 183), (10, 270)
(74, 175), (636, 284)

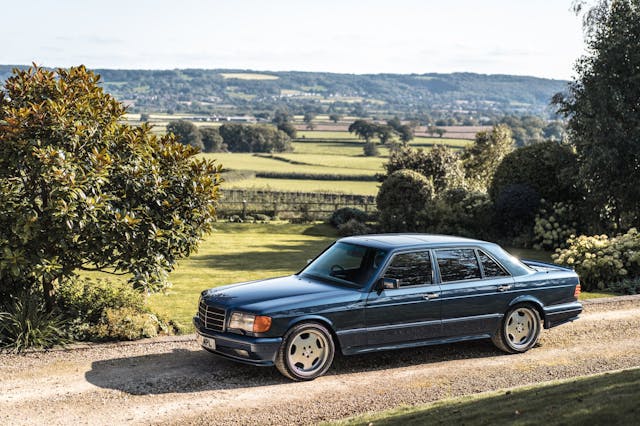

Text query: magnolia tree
(0, 65), (222, 310)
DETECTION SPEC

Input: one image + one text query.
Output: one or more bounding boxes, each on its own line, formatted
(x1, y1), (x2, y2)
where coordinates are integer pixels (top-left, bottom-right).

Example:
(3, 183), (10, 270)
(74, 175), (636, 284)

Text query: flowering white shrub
(553, 228), (640, 290)
(533, 202), (578, 251)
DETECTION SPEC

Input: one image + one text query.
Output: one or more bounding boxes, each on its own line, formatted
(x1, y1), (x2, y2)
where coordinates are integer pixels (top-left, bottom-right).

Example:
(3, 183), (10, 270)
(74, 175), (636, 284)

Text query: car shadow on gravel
(86, 340), (504, 395)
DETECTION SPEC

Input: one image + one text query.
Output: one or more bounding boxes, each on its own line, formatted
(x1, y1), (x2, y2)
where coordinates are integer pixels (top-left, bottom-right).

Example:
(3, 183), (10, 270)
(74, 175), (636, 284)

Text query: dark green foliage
(273, 110), (297, 138)
(348, 119), (378, 142)
(377, 170), (434, 232)
(363, 141), (379, 156)
(337, 219), (371, 237)
(166, 120), (203, 150)
(497, 115), (546, 145)
(0, 65), (222, 310)
(494, 184), (541, 241)
(426, 189), (495, 240)
(199, 126), (225, 152)
(382, 146), (464, 193)
(555, 0), (640, 229)
(0, 292), (67, 353)
(329, 208), (369, 228)
(489, 141), (580, 204)
(329, 113), (342, 123)
(218, 123), (292, 153)
(609, 277), (640, 295)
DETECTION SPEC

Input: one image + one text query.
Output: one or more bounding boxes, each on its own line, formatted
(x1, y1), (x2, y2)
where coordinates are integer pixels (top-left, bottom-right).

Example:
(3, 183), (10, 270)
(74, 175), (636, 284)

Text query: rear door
(437, 248), (515, 337)
(364, 250), (442, 346)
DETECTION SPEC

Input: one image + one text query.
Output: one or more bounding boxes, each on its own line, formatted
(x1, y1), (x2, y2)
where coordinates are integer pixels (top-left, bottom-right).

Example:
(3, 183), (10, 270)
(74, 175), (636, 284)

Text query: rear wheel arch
(508, 296), (546, 325)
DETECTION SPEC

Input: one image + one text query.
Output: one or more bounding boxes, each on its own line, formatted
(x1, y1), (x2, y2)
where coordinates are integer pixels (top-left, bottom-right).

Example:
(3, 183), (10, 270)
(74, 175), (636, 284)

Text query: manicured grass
(146, 222), (337, 328)
(223, 177), (380, 195)
(328, 367), (640, 426)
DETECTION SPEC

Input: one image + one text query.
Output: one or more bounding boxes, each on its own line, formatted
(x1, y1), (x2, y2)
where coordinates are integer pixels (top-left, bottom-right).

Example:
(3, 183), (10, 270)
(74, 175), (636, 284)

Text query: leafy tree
(329, 113), (342, 123)
(199, 126), (225, 152)
(489, 141), (581, 204)
(462, 124), (515, 192)
(303, 112), (316, 130)
(375, 124), (394, 145)
(363, 141), (379, 157)
(435, 128), (447, 138)
(386, 117), (414, 143)
(382, 146), (464, 194)
(0, 65), (222, 310)
(348, 119), (377, 142)
(377, 170), (434, 232)
(218, 123), (292, 152)
(166, 120), (203, 150)
(554, 0), (640, 229)
(273, 109), (297, 138)
(139, 113), (150, 122)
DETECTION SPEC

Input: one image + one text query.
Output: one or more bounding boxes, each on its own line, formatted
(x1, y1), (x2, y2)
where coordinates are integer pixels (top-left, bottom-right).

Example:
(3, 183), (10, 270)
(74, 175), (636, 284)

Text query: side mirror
(376, 277), (399, 293)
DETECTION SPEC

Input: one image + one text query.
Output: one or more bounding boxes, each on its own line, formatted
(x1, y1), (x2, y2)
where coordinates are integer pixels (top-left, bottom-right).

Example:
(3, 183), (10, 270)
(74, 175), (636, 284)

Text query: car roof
(339, 234), (489, 250)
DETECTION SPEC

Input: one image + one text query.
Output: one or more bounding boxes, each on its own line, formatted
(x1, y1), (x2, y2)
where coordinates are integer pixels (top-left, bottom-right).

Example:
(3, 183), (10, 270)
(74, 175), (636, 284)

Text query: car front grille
(198, 298), (226, 332)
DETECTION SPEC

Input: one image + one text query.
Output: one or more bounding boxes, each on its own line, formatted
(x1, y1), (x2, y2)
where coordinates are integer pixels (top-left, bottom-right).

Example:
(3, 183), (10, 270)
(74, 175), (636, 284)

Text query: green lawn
(223, 177), (380, 195)
(328, 367), (640, 426)
(146, 222), (337, 328)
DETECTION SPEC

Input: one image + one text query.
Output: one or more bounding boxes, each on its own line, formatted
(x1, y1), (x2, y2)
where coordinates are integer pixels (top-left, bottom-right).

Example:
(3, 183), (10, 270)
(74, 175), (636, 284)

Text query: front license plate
(196, 333), (216, 350)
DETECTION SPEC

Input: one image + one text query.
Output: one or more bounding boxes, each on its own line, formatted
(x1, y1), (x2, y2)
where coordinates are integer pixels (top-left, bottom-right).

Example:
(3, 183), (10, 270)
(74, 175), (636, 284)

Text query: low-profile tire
(275, 322), (335, 381)
(492, 304), (541, 354)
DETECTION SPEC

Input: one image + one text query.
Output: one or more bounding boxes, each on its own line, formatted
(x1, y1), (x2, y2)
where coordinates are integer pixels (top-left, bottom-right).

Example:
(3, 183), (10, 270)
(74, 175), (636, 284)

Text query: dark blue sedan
(194, 234), (582, 380)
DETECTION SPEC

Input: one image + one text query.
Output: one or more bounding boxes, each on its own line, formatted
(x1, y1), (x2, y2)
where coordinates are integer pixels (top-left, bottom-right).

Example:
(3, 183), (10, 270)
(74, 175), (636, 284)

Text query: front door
(365, 250), (442, 346)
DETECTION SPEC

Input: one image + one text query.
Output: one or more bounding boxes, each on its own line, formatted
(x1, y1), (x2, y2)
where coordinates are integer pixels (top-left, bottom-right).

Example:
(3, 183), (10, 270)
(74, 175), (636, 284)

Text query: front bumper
(193, 316), (282, 366)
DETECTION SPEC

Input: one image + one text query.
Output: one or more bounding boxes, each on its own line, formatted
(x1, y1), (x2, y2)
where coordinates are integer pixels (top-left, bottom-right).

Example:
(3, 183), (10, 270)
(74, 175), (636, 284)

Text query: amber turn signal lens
(253, 315), (272, 333)
(574, 283), (581, 299)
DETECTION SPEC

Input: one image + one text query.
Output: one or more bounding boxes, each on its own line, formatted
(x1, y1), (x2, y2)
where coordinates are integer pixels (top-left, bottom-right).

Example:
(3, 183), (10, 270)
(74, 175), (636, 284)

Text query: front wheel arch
(275, 321), (336, 381)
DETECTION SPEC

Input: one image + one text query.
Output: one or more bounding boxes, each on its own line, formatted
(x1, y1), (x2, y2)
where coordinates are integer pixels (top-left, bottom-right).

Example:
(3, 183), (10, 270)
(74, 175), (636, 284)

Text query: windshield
(300, 242), (388, 289)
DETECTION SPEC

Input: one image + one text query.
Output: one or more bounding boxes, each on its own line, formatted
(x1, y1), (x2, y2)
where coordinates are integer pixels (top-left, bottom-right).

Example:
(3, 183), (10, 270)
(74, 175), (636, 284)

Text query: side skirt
(341, 333), (492, 356)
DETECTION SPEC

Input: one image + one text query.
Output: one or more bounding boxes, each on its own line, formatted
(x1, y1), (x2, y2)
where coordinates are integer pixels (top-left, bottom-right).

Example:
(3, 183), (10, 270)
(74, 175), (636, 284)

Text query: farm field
(224, 177), (380, 195)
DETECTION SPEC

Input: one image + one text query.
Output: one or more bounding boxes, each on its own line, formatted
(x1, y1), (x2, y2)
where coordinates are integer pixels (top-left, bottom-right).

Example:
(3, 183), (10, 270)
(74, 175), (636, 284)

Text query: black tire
(275, 322), (335, 381)
(492, 304), (541, 354)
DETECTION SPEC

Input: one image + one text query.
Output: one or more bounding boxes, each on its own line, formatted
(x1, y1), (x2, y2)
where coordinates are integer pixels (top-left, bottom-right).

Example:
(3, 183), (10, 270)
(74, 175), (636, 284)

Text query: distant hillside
(0, 66), (567, 119)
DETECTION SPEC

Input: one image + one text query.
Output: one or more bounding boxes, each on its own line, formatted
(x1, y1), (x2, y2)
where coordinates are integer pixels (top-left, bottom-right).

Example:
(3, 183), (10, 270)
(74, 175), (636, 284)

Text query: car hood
(201, 275), (360, 314)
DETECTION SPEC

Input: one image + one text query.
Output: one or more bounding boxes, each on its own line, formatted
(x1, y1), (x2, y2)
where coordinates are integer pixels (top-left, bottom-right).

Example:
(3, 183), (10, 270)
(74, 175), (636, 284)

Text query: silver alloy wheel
(287, 329), (330, 378)
(505, 307), (539, 350)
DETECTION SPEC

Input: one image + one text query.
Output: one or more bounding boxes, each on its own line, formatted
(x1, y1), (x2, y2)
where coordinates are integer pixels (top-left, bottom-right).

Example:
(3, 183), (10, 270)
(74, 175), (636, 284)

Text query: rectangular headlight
(228, 312), (255, 332)
(228, 312), (272, 333)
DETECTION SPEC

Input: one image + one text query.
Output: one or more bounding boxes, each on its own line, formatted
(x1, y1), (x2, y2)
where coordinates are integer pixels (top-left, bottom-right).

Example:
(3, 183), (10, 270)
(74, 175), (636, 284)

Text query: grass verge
(327, 367), (640, 426)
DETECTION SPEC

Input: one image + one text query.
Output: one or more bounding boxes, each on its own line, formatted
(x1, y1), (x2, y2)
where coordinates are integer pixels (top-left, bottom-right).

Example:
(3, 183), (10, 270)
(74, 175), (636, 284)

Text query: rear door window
(435, 249), (481, 282)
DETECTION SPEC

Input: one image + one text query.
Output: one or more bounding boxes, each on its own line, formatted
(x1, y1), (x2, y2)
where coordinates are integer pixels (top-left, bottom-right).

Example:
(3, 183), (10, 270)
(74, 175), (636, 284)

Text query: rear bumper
(193, 316), (282, 366)
(543, 301), (583, 328)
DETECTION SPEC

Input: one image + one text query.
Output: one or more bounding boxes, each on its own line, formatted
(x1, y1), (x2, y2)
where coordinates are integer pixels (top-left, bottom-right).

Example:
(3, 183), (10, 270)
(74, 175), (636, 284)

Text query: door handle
(497, 285), (512, 292)
(423, 293), (439, 300)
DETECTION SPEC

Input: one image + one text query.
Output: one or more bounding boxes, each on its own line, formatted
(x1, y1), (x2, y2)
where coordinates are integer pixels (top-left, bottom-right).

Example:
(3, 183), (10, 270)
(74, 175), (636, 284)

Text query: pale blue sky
(1, 0), (585, 79)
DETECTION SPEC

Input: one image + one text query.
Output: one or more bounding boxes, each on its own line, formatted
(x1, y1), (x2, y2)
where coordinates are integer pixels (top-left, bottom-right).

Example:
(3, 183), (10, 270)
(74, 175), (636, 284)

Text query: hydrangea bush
(553, 228), (640, 291)
(533, 201), (578, 251)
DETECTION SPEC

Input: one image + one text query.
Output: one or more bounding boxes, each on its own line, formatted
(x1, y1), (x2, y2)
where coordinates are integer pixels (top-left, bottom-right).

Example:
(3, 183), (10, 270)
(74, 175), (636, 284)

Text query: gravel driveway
(1, 296), (639, 425)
